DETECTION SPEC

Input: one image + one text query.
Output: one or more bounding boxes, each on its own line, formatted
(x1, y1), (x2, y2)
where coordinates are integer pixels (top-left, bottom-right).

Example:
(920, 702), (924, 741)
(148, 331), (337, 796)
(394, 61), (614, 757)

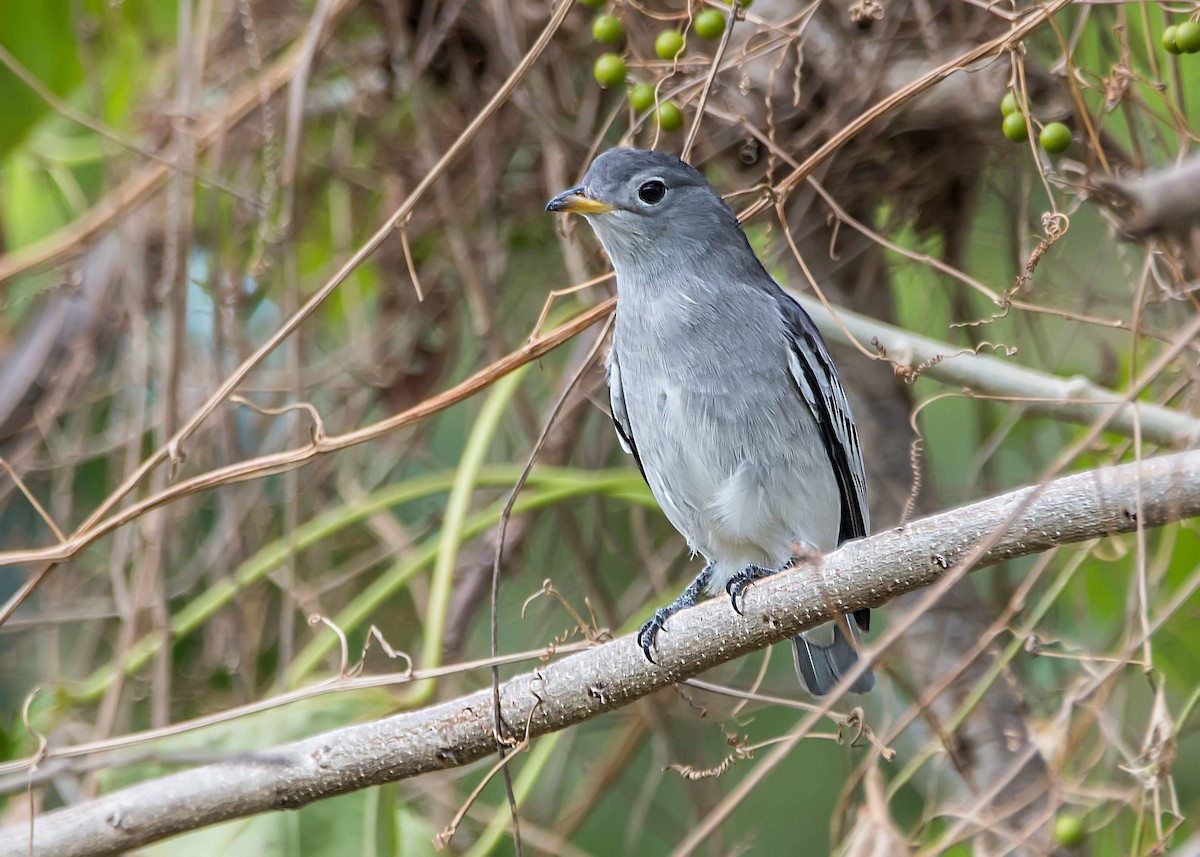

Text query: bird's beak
(545, 186), (615, 215)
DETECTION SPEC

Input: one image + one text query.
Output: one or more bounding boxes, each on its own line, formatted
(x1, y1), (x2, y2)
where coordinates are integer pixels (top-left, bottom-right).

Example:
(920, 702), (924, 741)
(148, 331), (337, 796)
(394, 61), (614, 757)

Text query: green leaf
(0, 152), (68, 250)
(0, 0), (83, 158)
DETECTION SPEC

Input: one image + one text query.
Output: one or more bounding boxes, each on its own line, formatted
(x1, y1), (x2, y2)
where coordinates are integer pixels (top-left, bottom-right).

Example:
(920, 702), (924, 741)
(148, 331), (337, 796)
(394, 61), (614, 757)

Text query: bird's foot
(635, 562), (713, 664)
(637, 608), (674, 664)
(726, 564), (780, 616)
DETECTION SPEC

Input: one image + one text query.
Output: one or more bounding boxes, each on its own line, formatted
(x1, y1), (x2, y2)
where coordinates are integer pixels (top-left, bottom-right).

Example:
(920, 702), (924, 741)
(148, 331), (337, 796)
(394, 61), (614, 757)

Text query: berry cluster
(582, 0), (740, 133)
(999, 92), (1071, 155)
(1163, 20), (1200, 54)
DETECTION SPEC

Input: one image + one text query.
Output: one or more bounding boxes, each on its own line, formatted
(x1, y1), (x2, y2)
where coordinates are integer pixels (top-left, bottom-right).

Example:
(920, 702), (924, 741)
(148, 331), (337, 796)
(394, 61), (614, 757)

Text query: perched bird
(547, 148), (874, 695)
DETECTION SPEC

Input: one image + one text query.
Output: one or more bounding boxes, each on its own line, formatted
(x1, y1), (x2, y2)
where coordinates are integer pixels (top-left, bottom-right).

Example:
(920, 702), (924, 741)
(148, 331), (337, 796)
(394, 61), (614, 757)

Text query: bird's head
(546, 148), (750, 278)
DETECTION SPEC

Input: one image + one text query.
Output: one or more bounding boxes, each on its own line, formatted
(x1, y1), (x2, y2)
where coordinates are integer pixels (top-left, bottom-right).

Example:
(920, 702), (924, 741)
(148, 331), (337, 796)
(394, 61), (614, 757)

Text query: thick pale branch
(3, 451), (1199, 857)
(797, 295), (1200, 449)
(1097, 155), (1200, 237)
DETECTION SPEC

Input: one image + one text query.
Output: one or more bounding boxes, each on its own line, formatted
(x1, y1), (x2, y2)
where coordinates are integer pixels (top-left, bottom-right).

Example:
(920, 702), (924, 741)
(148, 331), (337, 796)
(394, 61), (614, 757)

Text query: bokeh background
(1, 0), (1199, 854)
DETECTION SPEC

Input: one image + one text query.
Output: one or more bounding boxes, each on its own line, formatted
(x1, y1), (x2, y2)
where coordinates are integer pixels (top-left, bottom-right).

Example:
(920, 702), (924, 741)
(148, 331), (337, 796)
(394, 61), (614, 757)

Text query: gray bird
(547, 148), (874, 695)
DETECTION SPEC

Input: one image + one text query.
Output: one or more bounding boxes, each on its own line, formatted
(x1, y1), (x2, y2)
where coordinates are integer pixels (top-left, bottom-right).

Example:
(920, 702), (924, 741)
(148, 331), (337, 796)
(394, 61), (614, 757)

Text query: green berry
(655, 100), (684, 132)
(655, 30), (686, 60)
(694, 9), (726, 40)
(629, 82), (656, 113)
(1176, 21), (1200, 52)
(1039, 122), (1071, 155)
(578, 0), (606, 8)
(1002, 111), (1028, 142)
(1053, 814), (1086, 848)
(1163, 25), (1183, 54)
(593, 53), (626, 88)
(592, 13), (624, 44)
(1000, 92), (1019, 117)
(721, 0), (752, 7)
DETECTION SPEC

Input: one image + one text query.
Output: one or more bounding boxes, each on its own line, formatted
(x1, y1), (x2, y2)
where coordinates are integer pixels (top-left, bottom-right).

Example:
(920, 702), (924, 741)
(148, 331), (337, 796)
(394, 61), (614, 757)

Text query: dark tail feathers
(792, 621), (874, 696)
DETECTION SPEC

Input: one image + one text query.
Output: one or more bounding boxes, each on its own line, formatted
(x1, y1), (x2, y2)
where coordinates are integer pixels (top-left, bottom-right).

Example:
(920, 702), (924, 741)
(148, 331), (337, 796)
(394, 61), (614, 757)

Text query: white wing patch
(606, 348), (634, 456)
(786, 333), (870, 538)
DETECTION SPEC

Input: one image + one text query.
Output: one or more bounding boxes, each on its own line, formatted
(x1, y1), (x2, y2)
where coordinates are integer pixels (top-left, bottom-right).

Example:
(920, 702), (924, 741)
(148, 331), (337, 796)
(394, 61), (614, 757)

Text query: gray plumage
(547, 148), (873, 695)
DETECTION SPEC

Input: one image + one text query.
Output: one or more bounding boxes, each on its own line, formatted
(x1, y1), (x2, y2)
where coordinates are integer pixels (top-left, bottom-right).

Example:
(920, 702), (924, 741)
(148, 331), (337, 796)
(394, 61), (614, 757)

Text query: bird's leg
(636, 562), (713, 664)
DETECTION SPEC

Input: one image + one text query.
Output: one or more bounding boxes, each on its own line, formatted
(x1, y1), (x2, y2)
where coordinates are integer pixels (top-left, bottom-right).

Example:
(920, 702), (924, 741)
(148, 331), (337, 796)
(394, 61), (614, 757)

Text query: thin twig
(485, 316), (613, 851)
(0, 0), (577, 627)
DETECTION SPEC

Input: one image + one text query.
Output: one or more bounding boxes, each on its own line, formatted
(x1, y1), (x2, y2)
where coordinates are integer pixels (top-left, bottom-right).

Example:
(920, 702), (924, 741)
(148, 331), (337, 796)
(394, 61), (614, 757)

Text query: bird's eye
(637, 180), (666, 205)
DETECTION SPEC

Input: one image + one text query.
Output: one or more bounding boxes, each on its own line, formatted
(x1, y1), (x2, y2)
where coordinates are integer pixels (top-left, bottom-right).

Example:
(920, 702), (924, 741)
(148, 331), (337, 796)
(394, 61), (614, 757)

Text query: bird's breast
(612, 303), (840, 561)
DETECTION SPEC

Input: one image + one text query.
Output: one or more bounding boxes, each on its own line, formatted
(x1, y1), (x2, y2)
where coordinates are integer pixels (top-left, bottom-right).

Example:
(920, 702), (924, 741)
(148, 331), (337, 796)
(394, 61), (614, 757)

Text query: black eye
(637, 180), (666, 205)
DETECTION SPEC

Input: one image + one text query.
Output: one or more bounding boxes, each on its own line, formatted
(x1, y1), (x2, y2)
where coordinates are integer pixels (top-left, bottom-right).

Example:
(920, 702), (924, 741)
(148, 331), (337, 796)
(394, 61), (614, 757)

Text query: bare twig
(0, 0), (576, 627)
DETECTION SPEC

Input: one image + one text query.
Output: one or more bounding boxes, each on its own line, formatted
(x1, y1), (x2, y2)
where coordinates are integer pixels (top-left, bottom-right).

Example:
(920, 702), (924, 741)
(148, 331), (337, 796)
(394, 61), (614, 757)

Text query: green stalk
(1176, 683), (1200, 736)
(284, 472), (649, 687)
(462, 733), (563, 857)
(424, 366), (528, 675)
(891, 546), (1091, 808)
(70, 466), (644, 703)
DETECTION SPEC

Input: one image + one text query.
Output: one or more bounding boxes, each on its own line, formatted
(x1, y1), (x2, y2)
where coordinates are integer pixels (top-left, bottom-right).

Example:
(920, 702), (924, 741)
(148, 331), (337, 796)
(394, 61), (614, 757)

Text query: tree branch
(796, 295), (1200, 449)
(4, 450), (1199, 857)
(1096, 154), (1200, 238)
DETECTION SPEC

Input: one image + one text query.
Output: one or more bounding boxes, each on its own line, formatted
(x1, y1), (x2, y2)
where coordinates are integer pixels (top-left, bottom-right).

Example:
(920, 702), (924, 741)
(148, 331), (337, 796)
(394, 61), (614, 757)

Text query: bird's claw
(725, 565), (775, 615)
(637, 608), (671, 664)
(726, 577), (749, 616)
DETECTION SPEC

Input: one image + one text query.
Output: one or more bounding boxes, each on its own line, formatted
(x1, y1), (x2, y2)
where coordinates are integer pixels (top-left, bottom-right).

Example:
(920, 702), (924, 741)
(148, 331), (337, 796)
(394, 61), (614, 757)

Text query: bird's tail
(792, 619), (874, 696)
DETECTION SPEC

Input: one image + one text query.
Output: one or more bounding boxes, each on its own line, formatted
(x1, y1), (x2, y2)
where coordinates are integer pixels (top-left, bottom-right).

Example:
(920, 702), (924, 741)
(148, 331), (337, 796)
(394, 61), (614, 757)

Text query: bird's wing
(774, 294), (870, 543)
(774, 293), (872, 632)
(606, 345), (648, 484)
